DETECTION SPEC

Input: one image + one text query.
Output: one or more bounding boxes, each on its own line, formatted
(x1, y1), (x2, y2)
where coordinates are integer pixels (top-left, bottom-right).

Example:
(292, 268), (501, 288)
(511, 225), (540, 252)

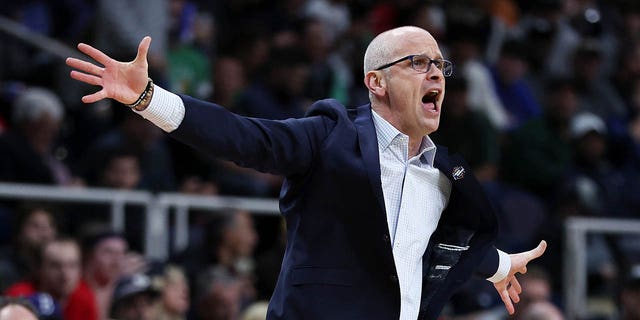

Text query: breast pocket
(426, 243), (469, 281)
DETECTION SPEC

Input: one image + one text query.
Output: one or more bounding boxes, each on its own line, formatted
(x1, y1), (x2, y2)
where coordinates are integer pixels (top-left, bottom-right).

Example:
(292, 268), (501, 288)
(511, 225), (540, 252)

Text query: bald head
(363, 26), (436, 74)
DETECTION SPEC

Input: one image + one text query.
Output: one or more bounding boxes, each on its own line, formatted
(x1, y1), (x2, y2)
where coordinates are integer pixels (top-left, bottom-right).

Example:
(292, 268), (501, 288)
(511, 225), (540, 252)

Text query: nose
(426, 64), (442, 81)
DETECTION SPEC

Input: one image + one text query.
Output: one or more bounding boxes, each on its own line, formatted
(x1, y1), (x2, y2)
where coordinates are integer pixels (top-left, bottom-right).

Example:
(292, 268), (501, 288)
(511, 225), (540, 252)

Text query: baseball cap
(112, 273), (158, 304)
(570, 112), (607, 139)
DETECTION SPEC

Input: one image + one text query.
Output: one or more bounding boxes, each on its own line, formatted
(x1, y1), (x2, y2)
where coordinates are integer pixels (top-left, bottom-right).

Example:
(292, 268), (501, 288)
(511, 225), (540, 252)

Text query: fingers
(77, 42), (113, 65)
(511, 276), (522, 294)
(70, 70), (102, 86)
(507, 277), (522, 303)
(66, 57), (104, 76)
(82, 90), (108, 104)
(528, 240), (547, 260)
(499, 286), (515, 315)
(134, 36), (152, 64)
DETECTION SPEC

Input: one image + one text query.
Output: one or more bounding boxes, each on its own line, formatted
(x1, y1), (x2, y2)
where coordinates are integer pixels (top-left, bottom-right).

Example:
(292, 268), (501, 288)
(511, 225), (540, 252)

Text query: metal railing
(564, 217), (640, 320)
(153, 193), (280, 260)
(0, 182), (153, 233)
(0, 182), (279, 261)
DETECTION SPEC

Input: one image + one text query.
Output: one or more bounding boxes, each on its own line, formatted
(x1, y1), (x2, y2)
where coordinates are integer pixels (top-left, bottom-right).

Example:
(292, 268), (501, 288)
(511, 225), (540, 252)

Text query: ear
(364, 71), (386, 97)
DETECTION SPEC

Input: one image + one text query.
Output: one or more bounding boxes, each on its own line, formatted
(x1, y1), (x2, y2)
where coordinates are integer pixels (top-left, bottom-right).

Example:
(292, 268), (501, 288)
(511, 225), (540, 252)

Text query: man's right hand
(66, 36), (152, 105)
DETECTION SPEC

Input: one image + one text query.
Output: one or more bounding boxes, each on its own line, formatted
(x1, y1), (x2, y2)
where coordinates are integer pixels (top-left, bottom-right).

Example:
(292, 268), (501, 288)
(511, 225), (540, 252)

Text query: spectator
(167, 0), (213, 99)
(236, 46), (311, 120)
(304, 0), (350, 43)
(149, 265), (189, 320)
(176, 209), (258, 311)
(81, 110), (176, 192)
(491, 39), (542, 130)
(571, 40), (626, 120)
(81, 228), (146, 320)
(94, 0), (169, 82)
(0, 87), (78, 186)
(4, 237), (98, 320)
(94, 147), (141, 190)
(0, 296), (39, 320)
(110, 273), (159, 320)
(194, 268), (243, 320)
(501, 78), (578, 198)
(508, 267), (559, 319)
(447, 20), (510, 131)
(0, 203), (58, 291)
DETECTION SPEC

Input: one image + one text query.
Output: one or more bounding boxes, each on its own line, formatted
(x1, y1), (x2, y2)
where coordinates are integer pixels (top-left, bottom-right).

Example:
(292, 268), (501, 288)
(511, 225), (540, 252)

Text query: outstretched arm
(494, 240), (547, 315)
(66, 36), (151, 105)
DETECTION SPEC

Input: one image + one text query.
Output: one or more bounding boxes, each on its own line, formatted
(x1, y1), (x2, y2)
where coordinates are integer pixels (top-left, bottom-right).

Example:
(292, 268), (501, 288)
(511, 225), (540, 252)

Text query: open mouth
(422, 90), (439, 111)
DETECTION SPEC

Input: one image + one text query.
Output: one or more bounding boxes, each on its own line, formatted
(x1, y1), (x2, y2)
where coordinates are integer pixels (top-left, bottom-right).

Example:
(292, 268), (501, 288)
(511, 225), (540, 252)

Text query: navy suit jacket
(169, 96), (499, 320)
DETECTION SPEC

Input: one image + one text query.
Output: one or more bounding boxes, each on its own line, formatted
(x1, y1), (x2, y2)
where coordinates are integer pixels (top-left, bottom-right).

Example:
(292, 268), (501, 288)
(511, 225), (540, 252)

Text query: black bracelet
(126, 78), (154, 110)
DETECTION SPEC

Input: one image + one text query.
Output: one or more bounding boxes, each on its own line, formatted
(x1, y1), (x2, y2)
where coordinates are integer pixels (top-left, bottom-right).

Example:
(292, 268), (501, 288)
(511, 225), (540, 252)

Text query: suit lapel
(354, 105), (386, 213)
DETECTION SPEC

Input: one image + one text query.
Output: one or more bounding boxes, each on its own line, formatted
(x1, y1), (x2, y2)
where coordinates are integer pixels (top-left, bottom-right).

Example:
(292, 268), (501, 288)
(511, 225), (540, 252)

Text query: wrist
(126, 79), (154, 111)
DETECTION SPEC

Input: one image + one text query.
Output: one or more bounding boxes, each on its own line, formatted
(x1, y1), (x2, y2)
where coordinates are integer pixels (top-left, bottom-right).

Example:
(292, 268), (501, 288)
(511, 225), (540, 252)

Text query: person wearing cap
(110, 273), (159, 320)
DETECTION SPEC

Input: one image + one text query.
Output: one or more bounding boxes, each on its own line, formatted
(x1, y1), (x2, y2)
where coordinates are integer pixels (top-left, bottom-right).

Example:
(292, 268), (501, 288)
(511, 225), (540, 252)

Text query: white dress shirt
(372, 110), (510, 320)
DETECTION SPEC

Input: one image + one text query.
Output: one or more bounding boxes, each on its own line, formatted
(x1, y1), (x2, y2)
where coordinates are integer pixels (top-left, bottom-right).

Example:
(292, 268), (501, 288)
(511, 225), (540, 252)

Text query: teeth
(428, 90), (438, 97)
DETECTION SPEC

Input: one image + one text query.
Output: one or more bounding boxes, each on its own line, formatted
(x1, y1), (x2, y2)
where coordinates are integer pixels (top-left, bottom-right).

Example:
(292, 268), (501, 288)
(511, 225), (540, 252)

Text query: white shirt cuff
(134, 84), (185, 132)
(486, 249), (511, 283)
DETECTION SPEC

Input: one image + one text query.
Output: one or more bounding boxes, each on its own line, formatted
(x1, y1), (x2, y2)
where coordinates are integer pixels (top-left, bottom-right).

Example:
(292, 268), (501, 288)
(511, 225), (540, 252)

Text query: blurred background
(0, 0), (639, 319)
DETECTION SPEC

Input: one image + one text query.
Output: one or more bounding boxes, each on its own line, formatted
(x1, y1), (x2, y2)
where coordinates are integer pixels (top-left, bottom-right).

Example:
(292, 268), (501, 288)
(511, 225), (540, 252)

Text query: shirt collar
(371, 109), (437, 166)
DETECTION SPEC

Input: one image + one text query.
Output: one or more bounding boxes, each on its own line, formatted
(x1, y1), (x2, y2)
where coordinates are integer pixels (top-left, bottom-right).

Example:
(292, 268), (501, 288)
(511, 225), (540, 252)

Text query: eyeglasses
(375, 54), (453, 77)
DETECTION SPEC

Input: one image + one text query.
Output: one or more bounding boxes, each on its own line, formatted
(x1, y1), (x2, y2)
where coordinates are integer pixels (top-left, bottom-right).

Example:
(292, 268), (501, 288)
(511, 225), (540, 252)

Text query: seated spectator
(149, 265), (189, 320)
(110, 273), (159, 320)
(175, 209), (257, 311)
(195, 268), (243, 320)
(501, 78), (578, 199)
(0, 296), (39, 320)
(236, 46), (311, 120)
(4, 237), (98, 320)
(0, 203), (58, 291)
(0, 87), (78, 186)
(152, 265), (190, 320)
(80, 109), (176, 192)
(94, 147), (141, 190)
(491, 39), (542, 130)
(81, 228), (146, 320)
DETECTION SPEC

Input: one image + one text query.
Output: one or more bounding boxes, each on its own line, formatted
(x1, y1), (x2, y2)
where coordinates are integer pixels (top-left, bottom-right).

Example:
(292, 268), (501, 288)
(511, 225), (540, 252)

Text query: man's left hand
(494, 240), (547, 314)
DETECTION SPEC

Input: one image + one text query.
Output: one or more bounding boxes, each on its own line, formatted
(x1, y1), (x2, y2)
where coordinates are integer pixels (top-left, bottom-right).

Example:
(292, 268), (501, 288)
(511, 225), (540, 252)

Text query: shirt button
(390, 274), (398, 283)
(383, 234), (390, 242)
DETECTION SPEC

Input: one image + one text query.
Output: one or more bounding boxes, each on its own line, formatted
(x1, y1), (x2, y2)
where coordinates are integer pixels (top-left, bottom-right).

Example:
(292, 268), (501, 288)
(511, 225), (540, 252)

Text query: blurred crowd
(1, 0), (640, 319)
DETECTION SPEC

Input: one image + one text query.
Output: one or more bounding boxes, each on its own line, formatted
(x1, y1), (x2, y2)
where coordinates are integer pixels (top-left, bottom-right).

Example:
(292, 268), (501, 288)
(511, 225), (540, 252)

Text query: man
(4, 238), (98, 320)
(81, 228), (146, 320)
(66, 26), (546, 320)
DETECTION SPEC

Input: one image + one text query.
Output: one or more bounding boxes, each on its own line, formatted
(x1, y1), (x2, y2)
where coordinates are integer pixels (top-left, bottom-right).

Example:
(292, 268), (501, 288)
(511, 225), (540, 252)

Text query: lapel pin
(452, 166), (465, 180)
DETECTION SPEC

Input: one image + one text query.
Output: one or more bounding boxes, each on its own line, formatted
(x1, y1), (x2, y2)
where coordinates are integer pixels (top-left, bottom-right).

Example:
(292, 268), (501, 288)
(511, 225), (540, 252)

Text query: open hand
(66, 37), (151, 105)
(494, 240), (547, 315)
